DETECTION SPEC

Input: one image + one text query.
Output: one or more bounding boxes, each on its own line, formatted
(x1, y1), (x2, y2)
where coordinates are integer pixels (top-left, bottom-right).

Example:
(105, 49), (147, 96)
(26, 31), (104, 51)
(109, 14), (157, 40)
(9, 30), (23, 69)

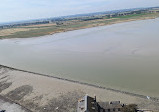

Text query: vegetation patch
(0, 12), (159, 39)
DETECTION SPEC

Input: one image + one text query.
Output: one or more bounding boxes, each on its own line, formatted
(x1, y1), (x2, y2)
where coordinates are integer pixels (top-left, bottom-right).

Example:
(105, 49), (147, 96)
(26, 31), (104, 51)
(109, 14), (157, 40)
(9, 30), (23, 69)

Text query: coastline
(0, 13), (159, 39)
(0, 64), (158, 101)
(0, 14), (159, 112)
(0, 64), (159, 111)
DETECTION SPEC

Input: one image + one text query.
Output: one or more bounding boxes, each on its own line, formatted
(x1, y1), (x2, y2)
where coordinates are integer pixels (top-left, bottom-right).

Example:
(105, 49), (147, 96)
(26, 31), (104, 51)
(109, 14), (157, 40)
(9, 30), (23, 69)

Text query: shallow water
(0, 18), (159, 97)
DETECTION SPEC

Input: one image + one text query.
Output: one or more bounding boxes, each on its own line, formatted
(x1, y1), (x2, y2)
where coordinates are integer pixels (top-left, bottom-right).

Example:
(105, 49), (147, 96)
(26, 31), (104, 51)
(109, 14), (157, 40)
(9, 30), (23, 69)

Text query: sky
(0, 0), (159, 23)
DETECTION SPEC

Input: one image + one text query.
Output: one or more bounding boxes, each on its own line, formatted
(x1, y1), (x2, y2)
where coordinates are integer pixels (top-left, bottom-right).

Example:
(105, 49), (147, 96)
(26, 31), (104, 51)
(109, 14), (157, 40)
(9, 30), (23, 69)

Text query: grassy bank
(0, 13), (159, 39)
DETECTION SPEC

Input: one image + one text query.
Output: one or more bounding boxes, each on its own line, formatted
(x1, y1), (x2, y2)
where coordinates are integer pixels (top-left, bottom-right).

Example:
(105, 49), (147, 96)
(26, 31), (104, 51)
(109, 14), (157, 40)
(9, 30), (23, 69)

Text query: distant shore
(0, 13), (159, 39)
(0, 64), (159, 111)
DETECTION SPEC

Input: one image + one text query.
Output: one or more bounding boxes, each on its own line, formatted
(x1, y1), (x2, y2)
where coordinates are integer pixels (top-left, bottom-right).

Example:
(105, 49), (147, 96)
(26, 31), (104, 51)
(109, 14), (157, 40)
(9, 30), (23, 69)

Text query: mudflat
(0, 65), (159, 112)
(0, 18), (159, 98)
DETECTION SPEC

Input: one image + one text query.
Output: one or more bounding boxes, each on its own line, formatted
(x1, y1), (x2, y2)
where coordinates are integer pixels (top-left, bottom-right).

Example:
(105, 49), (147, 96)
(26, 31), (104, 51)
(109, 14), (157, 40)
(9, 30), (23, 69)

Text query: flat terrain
(0, 65), (159, 112)
(1, 18), (159, 98)
(0, 95), (31, 112)
(0, 13), (159, 39)
(0, 11), (159, 112)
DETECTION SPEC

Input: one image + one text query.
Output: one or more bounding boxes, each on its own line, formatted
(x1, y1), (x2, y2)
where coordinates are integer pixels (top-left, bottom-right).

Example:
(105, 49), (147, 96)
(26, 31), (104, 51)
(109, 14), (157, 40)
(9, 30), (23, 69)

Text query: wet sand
(0, 18), (159, 97)
(0, 65), (159, 112)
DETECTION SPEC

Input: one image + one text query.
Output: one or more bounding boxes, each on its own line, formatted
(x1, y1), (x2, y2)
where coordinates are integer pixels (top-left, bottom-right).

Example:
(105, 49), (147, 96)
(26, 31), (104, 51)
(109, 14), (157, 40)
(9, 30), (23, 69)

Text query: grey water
(0, 18), (159, 97)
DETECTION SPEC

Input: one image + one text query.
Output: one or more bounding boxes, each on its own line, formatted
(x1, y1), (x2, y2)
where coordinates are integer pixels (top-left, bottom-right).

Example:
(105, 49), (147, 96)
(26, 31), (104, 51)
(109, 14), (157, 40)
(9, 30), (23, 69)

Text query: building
(77, 95), (99, 112)
(77, 95), (124, 112)
(98, 101), (123, 112)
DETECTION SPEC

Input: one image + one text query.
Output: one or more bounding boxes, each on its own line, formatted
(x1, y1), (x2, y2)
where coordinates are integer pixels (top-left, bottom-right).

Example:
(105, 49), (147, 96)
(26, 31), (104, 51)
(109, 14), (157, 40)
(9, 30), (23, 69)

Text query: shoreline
(1, 15), (159, 111)
(0, 64), (159, 111)
(0, 64), (158, 102)
(0, 13), (159, 39)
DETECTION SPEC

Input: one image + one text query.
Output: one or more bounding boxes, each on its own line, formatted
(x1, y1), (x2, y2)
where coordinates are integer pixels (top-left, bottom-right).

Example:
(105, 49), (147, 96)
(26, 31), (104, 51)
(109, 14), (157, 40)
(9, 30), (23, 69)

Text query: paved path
(0, 95), (31, 112)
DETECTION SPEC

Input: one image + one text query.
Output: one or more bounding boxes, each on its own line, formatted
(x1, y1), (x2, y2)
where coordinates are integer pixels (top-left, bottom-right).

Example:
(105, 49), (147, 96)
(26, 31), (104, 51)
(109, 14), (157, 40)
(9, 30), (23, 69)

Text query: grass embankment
(0, 13), (159, 39)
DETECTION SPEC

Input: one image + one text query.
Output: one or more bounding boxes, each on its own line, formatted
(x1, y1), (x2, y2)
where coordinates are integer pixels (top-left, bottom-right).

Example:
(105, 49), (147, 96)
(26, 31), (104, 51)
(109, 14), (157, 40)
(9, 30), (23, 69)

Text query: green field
(0, 13), (159, 39)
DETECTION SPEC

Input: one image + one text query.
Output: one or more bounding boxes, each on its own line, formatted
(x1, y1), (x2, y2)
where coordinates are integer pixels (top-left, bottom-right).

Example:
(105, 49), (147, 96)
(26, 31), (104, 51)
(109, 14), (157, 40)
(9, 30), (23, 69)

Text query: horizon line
(0, 6), (159, 25)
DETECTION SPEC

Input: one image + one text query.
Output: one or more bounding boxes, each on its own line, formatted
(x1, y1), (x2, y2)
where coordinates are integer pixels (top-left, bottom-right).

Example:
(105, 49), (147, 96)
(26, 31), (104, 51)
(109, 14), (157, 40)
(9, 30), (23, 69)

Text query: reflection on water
(0, 18), (159, 97)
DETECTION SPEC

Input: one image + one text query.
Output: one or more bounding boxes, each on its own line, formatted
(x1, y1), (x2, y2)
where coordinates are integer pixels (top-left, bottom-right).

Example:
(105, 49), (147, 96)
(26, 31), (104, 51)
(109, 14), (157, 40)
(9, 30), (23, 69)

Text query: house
(77, 95), (124, 112)
(98, 101), (123, 112)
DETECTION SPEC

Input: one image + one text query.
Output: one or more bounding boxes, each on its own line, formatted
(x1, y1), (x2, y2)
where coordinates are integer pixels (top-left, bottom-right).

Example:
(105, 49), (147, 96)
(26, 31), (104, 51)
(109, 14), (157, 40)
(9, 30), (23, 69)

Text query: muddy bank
(0, 65), (159, 112)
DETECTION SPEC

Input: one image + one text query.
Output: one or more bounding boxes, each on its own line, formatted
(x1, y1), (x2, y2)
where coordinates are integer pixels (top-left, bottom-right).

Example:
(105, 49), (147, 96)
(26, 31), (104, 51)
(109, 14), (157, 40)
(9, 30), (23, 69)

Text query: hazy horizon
(1, 0), (159, 23)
